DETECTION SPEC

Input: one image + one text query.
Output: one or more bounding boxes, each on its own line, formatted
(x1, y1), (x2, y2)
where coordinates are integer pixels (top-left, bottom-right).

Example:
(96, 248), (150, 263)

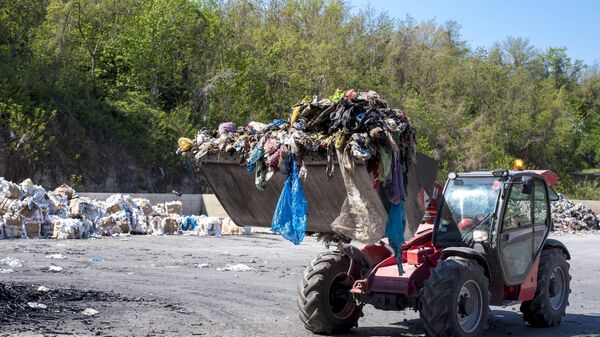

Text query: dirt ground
(1, 232), (599, 337)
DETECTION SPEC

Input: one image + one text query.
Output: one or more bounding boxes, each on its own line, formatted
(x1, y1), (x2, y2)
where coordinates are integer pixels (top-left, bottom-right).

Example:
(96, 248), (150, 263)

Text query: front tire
(520, 249), (571, 327)
(298, 251), (362, 335)
(419, 256), (490, 337)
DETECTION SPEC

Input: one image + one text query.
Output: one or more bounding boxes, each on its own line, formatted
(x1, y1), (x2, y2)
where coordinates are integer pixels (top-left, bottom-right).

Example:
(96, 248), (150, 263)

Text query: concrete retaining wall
(78, 193), (203, 216)
(200, 194), (230, 218)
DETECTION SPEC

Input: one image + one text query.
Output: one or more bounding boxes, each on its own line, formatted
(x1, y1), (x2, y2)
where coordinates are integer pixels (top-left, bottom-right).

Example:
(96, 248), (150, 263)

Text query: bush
(555, 177), (600, 200)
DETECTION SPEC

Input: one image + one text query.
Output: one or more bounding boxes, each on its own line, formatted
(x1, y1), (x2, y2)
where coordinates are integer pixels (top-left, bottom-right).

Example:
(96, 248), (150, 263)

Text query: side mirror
(521, 176), (533, 195)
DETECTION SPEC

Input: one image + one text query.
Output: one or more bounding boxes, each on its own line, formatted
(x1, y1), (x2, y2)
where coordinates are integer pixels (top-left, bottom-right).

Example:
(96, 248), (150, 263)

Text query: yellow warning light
(514, 159), (525, 171)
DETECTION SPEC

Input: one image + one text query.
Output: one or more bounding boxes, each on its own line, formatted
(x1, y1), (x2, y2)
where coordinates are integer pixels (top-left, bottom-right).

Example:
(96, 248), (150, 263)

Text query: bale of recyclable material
(0, 178), (22, 199)
(54, 184), (76, 200)
(0, 198), (20, 216)
(165, 201), (182, 215)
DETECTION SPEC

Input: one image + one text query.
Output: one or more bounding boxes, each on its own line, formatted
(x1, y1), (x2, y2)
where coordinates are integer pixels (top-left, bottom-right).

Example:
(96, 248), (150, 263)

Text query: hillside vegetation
(1, 0), (599, 194)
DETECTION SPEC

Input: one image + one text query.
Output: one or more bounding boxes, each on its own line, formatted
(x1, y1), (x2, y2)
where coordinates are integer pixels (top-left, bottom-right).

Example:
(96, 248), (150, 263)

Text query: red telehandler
(198, 154), (570, 337)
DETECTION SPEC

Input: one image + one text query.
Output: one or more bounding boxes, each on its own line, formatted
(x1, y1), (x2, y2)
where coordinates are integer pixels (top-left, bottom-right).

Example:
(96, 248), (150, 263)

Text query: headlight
(473, 230), (489, 242)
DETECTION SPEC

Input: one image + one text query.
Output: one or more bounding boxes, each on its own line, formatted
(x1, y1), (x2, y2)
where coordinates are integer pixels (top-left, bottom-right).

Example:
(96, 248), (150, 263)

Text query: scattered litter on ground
(196, 263), (210, 269)
(37, 286), (51, 292)
(27, 302), (47, 309)
(89, 257), (103, 264)
(216, 264), (253, 272)
(0, 268), (14, 274)
(0, 282), (156, 333)
(41, 265), (64, 272)
(45, 253), (66, 260)
(0, 256), (22, 268)
(81, 308), (99, 316)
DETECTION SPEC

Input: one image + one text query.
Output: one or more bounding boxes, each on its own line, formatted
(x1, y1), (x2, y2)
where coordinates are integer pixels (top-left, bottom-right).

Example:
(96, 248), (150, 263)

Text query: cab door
(532, 178), (551, 254)
(498, 177), (535, 285)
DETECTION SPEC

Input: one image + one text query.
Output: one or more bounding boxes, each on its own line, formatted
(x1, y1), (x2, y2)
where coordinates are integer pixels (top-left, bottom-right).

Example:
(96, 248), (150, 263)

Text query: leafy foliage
(0, 0), (599, 196)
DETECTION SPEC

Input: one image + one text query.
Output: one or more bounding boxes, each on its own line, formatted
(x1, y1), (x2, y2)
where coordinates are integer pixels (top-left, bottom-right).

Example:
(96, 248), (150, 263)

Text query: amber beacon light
(513, 158), (525, 171)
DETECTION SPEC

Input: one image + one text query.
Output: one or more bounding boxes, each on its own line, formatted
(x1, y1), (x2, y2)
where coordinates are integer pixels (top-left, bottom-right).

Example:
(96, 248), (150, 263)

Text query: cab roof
(454, 170), (559, 186)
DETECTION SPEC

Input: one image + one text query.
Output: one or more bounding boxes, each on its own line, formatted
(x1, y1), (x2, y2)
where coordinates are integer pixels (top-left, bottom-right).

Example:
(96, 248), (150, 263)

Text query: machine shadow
(336, 309), (600, 337)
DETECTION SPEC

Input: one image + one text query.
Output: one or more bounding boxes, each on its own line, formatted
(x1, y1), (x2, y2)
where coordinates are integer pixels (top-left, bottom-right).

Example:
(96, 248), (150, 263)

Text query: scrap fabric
(178, 89), (416, 244)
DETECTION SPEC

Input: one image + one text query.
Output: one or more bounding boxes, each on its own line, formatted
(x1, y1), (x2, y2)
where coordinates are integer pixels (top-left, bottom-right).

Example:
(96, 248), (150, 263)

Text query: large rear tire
(520, 249), (571, 327)
(419, 256), (490, 337)
(298, 251), (362, 335)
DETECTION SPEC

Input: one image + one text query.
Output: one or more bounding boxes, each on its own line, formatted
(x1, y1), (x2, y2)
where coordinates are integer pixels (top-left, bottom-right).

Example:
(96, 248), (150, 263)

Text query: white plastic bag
(330, 148), (385, 244)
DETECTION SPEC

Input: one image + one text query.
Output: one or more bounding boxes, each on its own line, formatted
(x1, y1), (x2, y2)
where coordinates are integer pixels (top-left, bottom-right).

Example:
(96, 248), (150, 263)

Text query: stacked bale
(0, 178), (253, 240)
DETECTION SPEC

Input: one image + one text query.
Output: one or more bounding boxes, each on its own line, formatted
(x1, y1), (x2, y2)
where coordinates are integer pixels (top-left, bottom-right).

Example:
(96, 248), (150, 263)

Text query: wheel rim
(549, 266), (566, 311)
(328, 272), (355, 320)
(456, 280), (484, 333)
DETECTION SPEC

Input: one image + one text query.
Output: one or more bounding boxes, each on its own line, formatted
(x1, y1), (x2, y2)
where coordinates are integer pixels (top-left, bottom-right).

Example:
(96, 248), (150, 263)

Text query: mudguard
(544, 238), (571, 259)
(440, 247), (491, 279)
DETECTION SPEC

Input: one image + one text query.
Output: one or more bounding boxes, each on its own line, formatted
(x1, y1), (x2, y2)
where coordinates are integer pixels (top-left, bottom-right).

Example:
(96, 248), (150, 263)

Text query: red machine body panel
(518, 255), (540, 301)
(351, 225), (440, 297)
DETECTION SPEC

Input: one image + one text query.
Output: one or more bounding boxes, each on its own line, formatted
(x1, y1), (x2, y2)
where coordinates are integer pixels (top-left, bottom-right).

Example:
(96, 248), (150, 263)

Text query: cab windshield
(435, 176), (502, 245)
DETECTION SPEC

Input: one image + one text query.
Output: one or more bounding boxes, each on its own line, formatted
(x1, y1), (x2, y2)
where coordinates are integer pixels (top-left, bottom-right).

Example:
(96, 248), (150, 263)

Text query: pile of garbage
(551, 194), (599, 232)
(0, 178), (249, 239)
(178, 89), (415, 249)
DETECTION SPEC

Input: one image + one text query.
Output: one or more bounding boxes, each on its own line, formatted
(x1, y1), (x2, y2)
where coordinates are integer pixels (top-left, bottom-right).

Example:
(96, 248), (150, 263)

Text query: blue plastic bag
(247, 147), (264, 172)
(271, 154), (308, 245)
(181, 216), (198, 231)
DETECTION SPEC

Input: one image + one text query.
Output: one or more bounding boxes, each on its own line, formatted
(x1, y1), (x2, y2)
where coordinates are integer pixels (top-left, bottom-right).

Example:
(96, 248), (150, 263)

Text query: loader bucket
(197, 152), (437, 235)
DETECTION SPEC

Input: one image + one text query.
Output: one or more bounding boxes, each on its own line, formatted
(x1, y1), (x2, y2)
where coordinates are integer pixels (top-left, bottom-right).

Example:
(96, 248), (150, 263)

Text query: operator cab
(433, 165), (558, 286)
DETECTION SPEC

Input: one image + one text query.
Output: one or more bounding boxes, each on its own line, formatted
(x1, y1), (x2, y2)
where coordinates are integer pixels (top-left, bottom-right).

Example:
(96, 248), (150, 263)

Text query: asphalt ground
(0, 232), (599, 337)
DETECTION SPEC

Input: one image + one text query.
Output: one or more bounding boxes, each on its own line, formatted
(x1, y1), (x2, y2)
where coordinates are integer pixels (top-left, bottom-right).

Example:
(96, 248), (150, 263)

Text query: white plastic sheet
(330, 148), (385, 244)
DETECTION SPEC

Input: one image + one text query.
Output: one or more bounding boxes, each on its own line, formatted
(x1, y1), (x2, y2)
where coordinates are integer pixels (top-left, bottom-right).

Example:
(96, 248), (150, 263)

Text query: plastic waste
(181, 216), (199, 231)
(271, 154), (307, 245)
(27, 302), (47, 309)
(201, 216), (222, 236)
(51, 217), (85, 239)
(53, 184), (75, 199)
(247, 147), (264, 172)
(0, 177), (21, 199)
(90, 257), (103, 264)
(248, 121), (268, 132)
(45, 254), (66, 260)
(0, 256), (23, 268)
(41, 265), (63, 272)
(218, 122), (236, 134)
(178, 137), (194, 152)
(552, 194), (599, 231)
(81, 308), (99, 316)
(165, 201), (182, 215)
(216, 263), (253, 272)
(330, 149), (385, 244)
